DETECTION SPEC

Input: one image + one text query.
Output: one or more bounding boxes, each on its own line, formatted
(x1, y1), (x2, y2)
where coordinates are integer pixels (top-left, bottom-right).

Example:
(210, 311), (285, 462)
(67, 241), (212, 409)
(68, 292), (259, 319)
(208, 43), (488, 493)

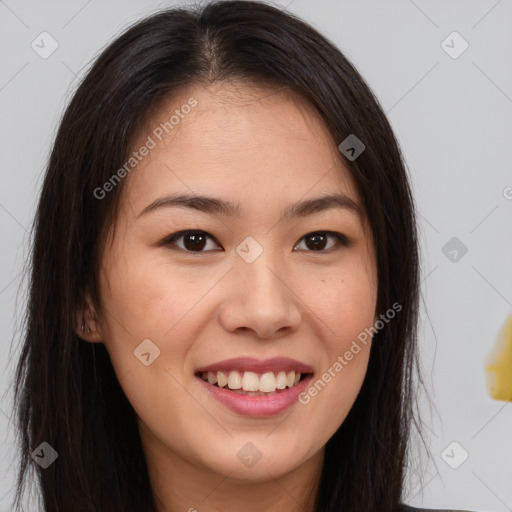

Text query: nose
(219, 249), (302, 339)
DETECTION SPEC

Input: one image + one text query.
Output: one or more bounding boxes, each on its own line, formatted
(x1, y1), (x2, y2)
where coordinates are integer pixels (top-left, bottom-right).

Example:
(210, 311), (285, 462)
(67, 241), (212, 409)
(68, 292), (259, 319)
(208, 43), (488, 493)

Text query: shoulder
(400, 505), (475, 512)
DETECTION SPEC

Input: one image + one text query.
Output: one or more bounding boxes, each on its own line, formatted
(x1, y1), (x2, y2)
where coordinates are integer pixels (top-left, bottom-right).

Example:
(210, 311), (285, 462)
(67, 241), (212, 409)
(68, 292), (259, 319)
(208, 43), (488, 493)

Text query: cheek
(296, 256), (377, 410)
(100, 251), (212, 338)
(295, 277), (376, 443)
(306, 256), (377, 346)
(313, 280), (375, 386)
(96, 257), (211, 424)
(97, 252), (215, 382)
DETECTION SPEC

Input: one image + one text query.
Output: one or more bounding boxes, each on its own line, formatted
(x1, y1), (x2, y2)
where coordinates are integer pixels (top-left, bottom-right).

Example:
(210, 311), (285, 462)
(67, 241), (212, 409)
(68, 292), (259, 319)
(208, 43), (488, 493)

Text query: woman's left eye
(294, 231), (350, 252)
(160, 230), (350, 253)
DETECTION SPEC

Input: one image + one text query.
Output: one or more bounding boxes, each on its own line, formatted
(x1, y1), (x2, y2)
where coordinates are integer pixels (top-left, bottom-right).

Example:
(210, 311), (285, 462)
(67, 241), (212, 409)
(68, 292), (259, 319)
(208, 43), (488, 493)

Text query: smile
(198, 370), (308, 395)
(194, 356), (314, 416)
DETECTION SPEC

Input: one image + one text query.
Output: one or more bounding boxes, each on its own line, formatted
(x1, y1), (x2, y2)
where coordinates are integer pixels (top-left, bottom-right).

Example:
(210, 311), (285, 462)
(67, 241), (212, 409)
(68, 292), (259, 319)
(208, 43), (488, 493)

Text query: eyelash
(160, 230), (351, 254)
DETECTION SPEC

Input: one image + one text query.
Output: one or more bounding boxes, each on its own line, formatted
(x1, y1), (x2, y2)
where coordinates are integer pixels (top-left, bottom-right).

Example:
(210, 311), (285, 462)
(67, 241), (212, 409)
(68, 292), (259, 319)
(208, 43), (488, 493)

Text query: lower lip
(195, 374), (314, 417)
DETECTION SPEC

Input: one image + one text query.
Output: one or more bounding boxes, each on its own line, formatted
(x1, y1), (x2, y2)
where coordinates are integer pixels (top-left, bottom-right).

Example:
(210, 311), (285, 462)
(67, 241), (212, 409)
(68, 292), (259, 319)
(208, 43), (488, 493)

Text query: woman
(10, 1), (474, 511)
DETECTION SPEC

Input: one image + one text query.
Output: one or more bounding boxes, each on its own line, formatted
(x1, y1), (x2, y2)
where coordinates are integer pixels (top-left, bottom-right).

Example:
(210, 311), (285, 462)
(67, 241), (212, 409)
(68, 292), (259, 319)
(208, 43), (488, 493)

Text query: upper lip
(195, 357), (314, 375)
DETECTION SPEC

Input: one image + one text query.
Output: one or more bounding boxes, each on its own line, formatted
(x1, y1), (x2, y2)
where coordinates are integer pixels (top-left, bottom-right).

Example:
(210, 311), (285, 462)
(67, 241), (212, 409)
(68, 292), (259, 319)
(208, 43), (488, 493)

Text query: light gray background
(1, 0), (511, 510)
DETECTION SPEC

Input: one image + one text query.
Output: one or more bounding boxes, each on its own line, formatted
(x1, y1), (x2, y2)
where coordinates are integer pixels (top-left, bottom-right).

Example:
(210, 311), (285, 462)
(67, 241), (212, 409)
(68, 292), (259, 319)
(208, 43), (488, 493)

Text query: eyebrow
(136, 192), (362, 221)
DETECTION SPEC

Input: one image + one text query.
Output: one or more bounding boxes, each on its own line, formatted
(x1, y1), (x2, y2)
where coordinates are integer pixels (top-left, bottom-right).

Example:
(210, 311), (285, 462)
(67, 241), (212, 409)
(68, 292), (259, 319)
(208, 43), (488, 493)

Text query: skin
(77, 81), (378, 512)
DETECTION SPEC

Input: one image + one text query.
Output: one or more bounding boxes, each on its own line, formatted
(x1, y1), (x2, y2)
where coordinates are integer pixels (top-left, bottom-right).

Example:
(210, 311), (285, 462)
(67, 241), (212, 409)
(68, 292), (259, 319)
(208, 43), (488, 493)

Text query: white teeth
(217, 371), (228, 388)
(200, 369), (305, 393)
(275, 371), (287, 389)
(259, 372), (276, 392)
(242, 371), (259, 391)
(227, 370), (242, 389)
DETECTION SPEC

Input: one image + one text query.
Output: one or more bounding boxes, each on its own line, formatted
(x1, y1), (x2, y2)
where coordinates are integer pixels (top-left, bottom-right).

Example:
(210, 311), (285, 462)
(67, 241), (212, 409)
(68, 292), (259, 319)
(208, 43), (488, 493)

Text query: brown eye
(162, 230), (222, 252)
(160, 230), (350, 254)
(294, 232), (349, 252)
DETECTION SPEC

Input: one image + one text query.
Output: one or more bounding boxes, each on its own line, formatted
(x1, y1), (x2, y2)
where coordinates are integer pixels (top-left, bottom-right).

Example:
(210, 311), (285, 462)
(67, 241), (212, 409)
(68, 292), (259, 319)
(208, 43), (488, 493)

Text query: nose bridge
(222, 235), (301, 337)
(236, 236), (285, 299)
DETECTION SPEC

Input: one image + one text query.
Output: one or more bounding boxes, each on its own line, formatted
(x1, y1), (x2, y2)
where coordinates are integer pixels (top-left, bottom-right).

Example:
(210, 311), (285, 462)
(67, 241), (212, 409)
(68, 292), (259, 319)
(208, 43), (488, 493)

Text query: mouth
(195, 369), (312, 396)
(194, 356), (314, 416)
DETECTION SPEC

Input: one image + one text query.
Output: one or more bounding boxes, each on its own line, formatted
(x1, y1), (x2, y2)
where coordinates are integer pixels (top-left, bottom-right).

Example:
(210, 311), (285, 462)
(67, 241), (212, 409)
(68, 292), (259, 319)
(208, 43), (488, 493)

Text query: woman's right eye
(161, 230), (222, 253)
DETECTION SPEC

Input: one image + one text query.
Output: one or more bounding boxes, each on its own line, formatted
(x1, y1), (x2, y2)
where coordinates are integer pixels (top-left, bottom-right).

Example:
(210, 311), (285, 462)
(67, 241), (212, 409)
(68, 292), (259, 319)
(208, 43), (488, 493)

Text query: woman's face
(89, 82), (377, 486)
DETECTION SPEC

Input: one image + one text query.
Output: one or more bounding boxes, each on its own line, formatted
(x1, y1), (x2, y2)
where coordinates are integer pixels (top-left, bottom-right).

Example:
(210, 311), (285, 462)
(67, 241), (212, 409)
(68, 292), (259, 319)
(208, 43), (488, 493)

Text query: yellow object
(485, 314), (512, 402)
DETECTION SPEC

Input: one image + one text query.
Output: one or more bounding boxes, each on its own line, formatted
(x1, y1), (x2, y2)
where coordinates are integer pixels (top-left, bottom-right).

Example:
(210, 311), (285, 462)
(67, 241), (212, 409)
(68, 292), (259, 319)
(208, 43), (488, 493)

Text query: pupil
(185, 233), (206, 251)
(307, 233), (326, 251)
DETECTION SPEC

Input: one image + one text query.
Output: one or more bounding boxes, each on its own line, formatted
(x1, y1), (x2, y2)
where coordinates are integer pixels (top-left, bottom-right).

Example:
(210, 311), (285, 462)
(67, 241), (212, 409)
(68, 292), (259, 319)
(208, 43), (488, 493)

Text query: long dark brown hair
(10, 1), (429, 510)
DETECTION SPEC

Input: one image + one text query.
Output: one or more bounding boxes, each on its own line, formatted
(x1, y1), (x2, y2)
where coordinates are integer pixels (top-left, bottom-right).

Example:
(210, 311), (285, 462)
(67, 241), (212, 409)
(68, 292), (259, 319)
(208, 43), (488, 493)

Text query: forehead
(121, 81), (361, 219)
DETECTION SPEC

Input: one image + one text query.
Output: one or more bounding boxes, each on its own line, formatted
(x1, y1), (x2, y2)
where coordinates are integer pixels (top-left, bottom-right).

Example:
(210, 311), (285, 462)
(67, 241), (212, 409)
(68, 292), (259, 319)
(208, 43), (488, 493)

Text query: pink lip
(195, 356), (313, 375)
(196, 374), (314, 417)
